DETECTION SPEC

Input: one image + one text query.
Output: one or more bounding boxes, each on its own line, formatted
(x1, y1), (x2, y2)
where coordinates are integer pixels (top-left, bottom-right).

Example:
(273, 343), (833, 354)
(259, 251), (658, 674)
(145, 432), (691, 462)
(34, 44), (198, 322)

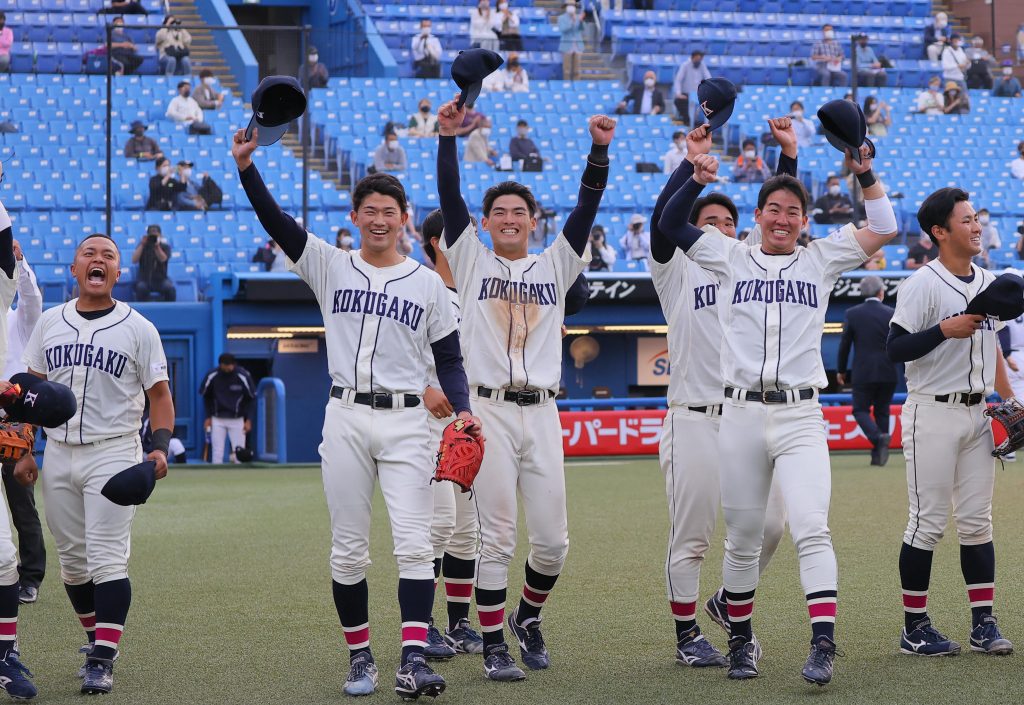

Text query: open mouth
(87, 266), (106, 285)
(368, 227), (388, 238)
(499, 227), (518, 236)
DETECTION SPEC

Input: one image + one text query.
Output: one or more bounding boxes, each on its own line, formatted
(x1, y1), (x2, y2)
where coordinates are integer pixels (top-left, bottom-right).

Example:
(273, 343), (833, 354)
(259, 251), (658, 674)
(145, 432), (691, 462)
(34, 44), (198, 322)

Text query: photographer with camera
(619, 213), (651, 261)
(156, 15), (192, 76)
(588, 225), (616, 272)
(132, 225), (176, 302)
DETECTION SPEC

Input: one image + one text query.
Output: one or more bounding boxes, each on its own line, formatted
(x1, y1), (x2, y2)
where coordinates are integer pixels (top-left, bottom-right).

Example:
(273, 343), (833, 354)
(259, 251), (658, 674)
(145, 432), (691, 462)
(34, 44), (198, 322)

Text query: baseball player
(1001, 290), (1024, 410)
(233, 128), (480, 700)
(436, 97), (614, 681)
(887, 187), (1014, 657)
(199, 352), (255, 464)
(651, 122), (795, 667)
(1, 242), (46, 605)
(659, 134), (898, 684)
(15, 232), (174, 696)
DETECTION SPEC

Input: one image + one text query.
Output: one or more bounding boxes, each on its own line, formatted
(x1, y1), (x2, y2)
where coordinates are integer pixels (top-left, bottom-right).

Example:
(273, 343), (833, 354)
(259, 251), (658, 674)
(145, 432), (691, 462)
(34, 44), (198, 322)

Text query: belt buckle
(516, 390), (538, 406)
(762, 391), (783, 404)
(371, 393), (390, 410)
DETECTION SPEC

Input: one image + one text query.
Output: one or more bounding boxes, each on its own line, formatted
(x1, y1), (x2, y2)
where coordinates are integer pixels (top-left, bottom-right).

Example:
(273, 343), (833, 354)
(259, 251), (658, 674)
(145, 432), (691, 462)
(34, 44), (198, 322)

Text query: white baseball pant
(210, 417), (246, 464)
(428, 414), (479, 561)
(0, 492), (18, 586)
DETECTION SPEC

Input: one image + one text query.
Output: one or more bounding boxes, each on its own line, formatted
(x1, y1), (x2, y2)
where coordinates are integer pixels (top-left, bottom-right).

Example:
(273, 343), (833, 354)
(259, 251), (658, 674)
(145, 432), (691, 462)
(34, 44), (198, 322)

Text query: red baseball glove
(434, 418), (484, 493)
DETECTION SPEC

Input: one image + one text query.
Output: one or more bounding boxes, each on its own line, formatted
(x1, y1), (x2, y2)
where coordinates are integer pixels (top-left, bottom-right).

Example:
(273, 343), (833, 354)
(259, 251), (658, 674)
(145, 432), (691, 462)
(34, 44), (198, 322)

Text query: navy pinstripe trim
(79, 305), (134, 445)
(747, 251), (771, 391)
(775, 255), (802, 391)
(493, 258), (515, 388)
(347, 257), (372, 389)
(907, 403), (922, 547)
(923, 265), (975, 394)
(520, 260), (539, 391)
(665, 411), (677, 600)
(371, 262), (423, 392)
(58, 303), (80, 444)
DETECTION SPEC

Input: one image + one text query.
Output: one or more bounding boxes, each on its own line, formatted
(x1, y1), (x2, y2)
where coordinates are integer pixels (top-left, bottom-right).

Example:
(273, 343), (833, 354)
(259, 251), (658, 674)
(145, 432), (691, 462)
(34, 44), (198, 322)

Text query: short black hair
(336, 226), (351, 238)
(1018, 140), (1024, 153)
(219, 352), (236, 365)
(757, 174), (810, 214)
(690, 192), (739, 226)
(155, 157), (168, 168)
(917, 187), (970, 245)
(691, 50), (704, 57)
(826, 174), (840, 183)
(421, 209), (444, 264)
(0, 11), (6, 20)
(790, 100), (804, 110)
(517, 119), (528, 127)
(200, 69), (213, 79)
(177, 81), (190, 89)
(352, 173), (408, 213)
(78, 233), (117, 249)
(742, 138), (756, 149)
(482, 181), (538, 217)
(672, 130), (684, 141)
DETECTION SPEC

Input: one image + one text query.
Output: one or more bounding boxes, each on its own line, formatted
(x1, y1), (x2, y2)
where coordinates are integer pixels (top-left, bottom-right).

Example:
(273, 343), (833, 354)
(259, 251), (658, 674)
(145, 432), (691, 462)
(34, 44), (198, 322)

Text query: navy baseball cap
(245, 76), (307, 147)
(6, 373), (77, 428)
(965, 273), (1024, 321)
(101, 461), (157, 506)
(696, 77), (737, 132)
(451, 49), (504, 109)
(817, 99), (875, 164)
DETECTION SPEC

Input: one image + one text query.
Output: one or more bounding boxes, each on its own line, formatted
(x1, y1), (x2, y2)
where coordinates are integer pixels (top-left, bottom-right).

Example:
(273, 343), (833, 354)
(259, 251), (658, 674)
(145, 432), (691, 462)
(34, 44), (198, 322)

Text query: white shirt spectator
(662, 141), (687, 174)
(980, 223), (1001, 250)
(619, 228), (651, 260)
(1011, 156), (1024, 180)
(941, 44), (968, 82)
(166, 94), (204, 124)
(916, 87), (945, 115)
(3, 258), (42, 379)
(411, 32), (442, 62)
(483, 66), (530, 93)
(792, 115), (817, 147)
(469, 7), (501, 50)
(672, 58), (711, 98)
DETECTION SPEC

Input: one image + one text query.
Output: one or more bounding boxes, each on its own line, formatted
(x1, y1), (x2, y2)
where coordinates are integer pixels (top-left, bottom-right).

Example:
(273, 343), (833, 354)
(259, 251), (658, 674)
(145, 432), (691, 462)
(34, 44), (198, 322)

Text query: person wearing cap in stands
(298, 46), (329, 89)
(943, 80), (970, 114)
(620, 214), (651, 260)
(941, 33), (970, 92)
(174, 160), (207, 211)
(123, 120), (162, 161)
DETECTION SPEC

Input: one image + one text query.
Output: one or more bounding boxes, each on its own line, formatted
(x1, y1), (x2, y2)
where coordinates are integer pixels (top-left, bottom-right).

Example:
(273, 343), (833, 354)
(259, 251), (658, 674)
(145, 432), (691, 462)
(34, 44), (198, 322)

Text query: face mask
(743, 149), (756, 160)
(480, 127), (492, 137)
(1004, 68), (1014, 77)
(930, 84), (940, 91)
(181, 168), (192, 179)
(674, 139), (685, 149)
(565, 6), (575, 15)
(952, 41), (961, 48)
(644, 78), (655, 88)
(936, 19), (947, 28)
(980, 215), (990, 225)
(824, 30), (834, 39)
(792, 109), (803, 119)
(692, 59), (701, 67)
(517, 128), (529, 137)
(499, 2), (508, 9)
(309, 54), (318, 63)
(159, 166), (170, 176)
(421, 27), (430, 36)
(203, 77), (214, 86)
(387, 142), (398, 151)
(420, 105), (430, 113)
(828, 185), (840, 196)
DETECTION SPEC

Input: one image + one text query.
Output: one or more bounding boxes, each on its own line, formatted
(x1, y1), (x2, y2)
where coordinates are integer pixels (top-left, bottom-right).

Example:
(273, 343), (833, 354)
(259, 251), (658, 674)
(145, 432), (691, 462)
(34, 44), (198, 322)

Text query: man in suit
(616, 70), (665, 115)
(837, 275), (899, 465)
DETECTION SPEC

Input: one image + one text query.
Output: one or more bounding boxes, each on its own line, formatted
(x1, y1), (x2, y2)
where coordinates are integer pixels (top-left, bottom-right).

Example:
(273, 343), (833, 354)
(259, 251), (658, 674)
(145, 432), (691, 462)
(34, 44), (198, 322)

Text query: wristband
(589, 142), (609, 162)
(151, 428), (172, 456)
(856, 170), (877, 188)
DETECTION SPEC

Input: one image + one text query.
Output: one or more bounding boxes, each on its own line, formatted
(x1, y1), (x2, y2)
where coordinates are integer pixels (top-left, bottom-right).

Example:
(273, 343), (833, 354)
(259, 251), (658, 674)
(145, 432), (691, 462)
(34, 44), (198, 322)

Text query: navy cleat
(704, 592), (730, 635)
(482, 644), (526, 682)
(801, 636), (837, 686)
(77, 645), (118, 680)
(444, 618), (484, 655)
(507, 608), (549, 670)
(423, 620), (456, 661)
(343, 652), (378, 697)
(0, 650), (37, 700)
(726, 636), (759, 680)
(80, 658), (113, 695)
(970, 615), (1014, 655)
(394, 654), (445, 700)
(675, 627), (727, 668)
(899, 617), (961, 656)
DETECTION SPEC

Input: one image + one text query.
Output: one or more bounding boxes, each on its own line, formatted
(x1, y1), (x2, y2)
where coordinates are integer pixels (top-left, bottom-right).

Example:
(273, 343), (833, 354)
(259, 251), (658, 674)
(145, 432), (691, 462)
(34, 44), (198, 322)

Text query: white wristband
(865, 195), (897, 235)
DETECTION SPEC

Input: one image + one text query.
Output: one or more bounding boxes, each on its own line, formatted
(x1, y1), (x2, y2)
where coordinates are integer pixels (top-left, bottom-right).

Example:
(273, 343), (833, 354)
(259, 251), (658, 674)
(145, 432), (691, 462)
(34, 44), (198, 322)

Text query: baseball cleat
(0, 650), (37, 700)
(77, 644), (118, 679)
(704, 592), (730, 635)
(507, 608), (549, 670)
(876, 433), (891, 466)
(726, 636), (759, 680)
(801, 636), (837, 686)
(482, 644), (526, 682)
(17, 587), (37, 605)
(343, 652), (378, 697)
(394, 654), (445, 700)
(423, 621), (457, 661)
(445, 618), (484, 654)
(899, 618), (961, 656)
(675, 626), (727, 668)
(970, 615), (1014, 655)
(80, 658), (114, 695)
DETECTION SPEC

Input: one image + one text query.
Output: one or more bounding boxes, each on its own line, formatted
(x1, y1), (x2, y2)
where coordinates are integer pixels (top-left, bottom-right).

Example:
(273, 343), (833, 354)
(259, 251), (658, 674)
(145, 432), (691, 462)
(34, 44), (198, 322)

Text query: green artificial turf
(14, 453), (1024, 704)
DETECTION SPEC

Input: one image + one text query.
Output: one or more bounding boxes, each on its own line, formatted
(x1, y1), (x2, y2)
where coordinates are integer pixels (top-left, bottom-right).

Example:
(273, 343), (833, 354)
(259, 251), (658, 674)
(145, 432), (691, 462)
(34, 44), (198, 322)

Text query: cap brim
(456, 82), (482, 110)
(824, 129), (862, 164)
(705, 101), (735, 132)
(245, 115), (290, 147)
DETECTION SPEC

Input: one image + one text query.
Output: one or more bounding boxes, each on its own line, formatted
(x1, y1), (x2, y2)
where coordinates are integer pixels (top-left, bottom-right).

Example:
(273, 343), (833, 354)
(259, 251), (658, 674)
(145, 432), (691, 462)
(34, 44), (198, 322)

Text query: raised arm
(561, 115), (615, 257)
(436, 98), (473, 247)
(564, 273), (590, 316)
(846, 145), (898, 256)
(650, 124), (706, 263)
(232, 128), (307, 262)
(658, 154), (718, 253)
(767, 116), (798, 176)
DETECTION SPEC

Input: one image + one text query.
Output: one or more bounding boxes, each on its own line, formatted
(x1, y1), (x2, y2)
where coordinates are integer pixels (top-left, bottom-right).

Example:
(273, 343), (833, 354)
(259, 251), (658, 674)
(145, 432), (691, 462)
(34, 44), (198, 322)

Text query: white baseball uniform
(1003, 314), (1024, 399)
(3, 258), (42, 379)
(686, 223), (867, 599)
(0, 256), (19, 588)
(22, 300), (168, 586)
(891, 262), (1001, 550)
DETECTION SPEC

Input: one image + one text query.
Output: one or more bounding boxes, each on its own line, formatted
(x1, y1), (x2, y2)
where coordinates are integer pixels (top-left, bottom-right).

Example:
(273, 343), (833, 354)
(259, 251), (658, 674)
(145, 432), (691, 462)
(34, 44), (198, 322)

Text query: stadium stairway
(168, 0), (237, 93)
(534, 0), (622, 81)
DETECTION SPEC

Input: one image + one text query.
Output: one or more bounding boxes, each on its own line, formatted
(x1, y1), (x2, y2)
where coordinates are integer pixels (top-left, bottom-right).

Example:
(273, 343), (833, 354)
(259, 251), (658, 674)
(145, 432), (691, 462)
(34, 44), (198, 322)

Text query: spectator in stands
(979, 208), (1001, 251)
(298, 46), (329, 89)
(465, 118), (497, 167)
(411, 20), (442, 79)
(372, 133), (407, 173)
(993, 62), (1022, 98)
(581, 0), (601, 49)
(923, 11), (951, 61)
(253, 239), (289, 272)
(99, 0), (146, 14)
(484, 52), (529, 92)
(455, 102), (486, 137)
(0, 13), (11, 73)
(671, 50), (710, 125)
(156, 15), (192, 77)
(194, 69), (224, 110)
(109, 16), (143, 76)
(617, 70), (665, 115)
(146, 157), (185, 211)
(497, 2), (522, 51)
(941, 33), (969, 91)
(789, 100), (816, 147)
(863, 95), (891, 137)
(470, 1), (501, 52)
(811, 24), (847, 87)
(509, 119), (540, 163)
(166, 80), (212, 134)
(407, 98), (439, 138)
(132, 225), (175, 301)
(943, 81), (970, 114)
(965, 35), (995, 90)
(336, 228), (354, 251)
(915, 76), (945, 115)
(1012, 141), (1024, 180)
(812, 175), (855, 225)
(174, 160), (207, 211)
(124, 120), (163, 161)
(731, 139), (770, 183)
(619, 214), (650, 260)
(905, 232), (936, 269)
(853, 34), (887, 87)
(662, 130), (687, 174)
(558, 2), (584, 81)
(588, 225), (616, 272)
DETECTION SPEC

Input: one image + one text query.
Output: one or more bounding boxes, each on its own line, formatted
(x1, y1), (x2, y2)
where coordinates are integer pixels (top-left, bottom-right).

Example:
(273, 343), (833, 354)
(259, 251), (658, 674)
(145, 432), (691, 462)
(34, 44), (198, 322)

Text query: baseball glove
(985, 397), (1024, 458)
(434, 418), (484, 493)
(0, 422), (35, 462)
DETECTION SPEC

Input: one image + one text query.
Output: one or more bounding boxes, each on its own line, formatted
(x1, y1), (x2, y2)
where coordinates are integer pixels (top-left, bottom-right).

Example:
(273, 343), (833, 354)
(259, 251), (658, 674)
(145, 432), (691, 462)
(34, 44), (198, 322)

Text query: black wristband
(588, 142), (609, 163)
(856, 170), (877, 188)
(151, 428), (172, 456)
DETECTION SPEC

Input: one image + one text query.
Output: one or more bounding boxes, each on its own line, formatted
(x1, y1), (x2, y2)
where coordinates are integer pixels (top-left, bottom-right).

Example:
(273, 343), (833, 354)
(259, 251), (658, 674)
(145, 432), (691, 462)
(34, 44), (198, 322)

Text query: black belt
(687, 405), (723, 414)
(477, 386), (554, 406)
(330, 386), (420, 409)
(934, 393), (984, 406)
(725, 387), (815, 404)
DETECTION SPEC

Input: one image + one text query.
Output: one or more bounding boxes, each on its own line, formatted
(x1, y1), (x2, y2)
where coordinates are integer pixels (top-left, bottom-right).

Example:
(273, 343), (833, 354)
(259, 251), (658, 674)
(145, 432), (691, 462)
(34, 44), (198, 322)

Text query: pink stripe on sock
(95, 627), (123, 647)
(79, 615), (97, 630)
(0, 621), (16, 638)
(670, 601), (696, 619)
(808, 602), (837, 619)
(344, 627), (370, 648)
(727, 601), (754, 621)
(478, 607), (504, 629)
(523, 586), (548, 605)
(401, 625), (428, 645)
(446, 582), (473, 599)
(903, 593), (928, 610)
(968, 587), (994, 604)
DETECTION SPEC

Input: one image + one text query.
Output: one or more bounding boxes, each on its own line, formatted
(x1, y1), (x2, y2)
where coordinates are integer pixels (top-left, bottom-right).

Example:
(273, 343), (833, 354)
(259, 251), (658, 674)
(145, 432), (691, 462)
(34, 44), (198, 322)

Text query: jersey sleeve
(649, 248), (686, 303)
(546, 231), (591, 293)
(0, 266), (16, 311)
(287, 234), (339, 302)
(424, 272), (459, 344)
(807, 223), (869, 283)
(890, 272), (933, 334)
(438, 220), (487, 295)
(21, 308), (48, 374)
(137, 318), (170, 390)
(685, 225), (741, 277)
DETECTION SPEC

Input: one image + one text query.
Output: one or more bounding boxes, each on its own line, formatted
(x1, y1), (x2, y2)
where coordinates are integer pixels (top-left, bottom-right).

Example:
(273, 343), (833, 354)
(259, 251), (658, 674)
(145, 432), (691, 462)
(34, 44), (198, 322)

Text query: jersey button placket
(763, 268), (782, 388)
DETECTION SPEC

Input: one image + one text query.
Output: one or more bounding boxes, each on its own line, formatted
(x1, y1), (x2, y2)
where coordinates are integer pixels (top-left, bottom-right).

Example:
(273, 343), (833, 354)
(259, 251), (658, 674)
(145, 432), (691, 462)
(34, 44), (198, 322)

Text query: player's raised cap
(451, 49), (504, 109)
(696, 77), (737, 132)
(245, 76), (307, 147)
(817, 99), (875, 164)
(965, 273), (1024, 321)
(6, 373), (77, 427)
(101, 461), (157, 506)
